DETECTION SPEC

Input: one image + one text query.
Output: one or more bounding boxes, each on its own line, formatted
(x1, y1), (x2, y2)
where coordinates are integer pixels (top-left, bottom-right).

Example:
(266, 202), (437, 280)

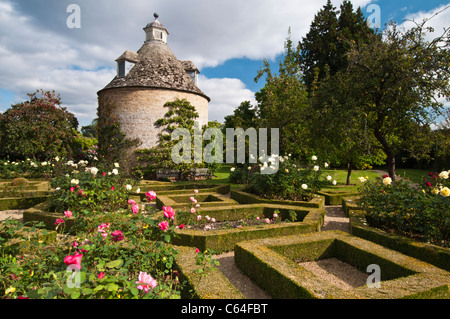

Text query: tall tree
(338, 18), (450, 180)
(298, 0), (375, 92)
(255, 32), (310, 158)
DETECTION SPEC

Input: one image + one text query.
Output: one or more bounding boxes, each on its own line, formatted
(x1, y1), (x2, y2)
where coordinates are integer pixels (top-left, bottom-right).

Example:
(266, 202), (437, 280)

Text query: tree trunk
(346, 162), (352, 185)
(374, 128), (397, 181)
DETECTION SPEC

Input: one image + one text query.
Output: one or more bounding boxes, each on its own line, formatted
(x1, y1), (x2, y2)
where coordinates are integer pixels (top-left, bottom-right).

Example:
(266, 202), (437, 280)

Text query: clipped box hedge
(349, 209), (450, 272)
(156, 192), (238, 210)
(234, 231), (450, 299)
(173, 245), (244, 299)
(0, 196), (50, 210)
(315, 189), (360, 206)
(230, 189), (325, 209)
(172, 203), (325, 253)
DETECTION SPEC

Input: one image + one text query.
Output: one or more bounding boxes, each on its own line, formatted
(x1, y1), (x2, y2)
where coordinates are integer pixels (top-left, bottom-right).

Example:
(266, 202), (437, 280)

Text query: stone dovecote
(97, 14), (209, 153)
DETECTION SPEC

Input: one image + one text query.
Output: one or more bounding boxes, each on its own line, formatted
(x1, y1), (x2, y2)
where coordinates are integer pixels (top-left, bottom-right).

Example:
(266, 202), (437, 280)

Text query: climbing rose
(64, 252), (83, 270)
(136, 272), (157, 293)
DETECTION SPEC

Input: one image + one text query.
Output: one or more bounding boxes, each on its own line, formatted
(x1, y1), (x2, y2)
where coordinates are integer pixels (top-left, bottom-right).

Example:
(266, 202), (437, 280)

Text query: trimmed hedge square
(234, 231), (450, 299)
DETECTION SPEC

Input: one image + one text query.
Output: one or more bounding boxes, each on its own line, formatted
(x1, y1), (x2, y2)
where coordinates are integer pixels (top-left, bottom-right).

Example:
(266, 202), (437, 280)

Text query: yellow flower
(382, 177), (392, 185)
(431, 188), (440, 195)
(440, 187), (450, 197)
(143, 225), (149, 229)
(5, 287), (16, 295)
(438, 171), (449, 179)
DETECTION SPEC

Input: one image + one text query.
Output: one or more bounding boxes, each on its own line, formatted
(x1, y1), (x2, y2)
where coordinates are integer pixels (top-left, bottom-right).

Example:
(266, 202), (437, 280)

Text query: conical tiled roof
(100, 41), (209, 101)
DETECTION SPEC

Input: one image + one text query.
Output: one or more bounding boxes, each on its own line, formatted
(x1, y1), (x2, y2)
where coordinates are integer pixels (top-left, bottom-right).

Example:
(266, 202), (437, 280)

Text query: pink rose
(194, 189), (199, 194)
(136, 272), (157, 293)
(145, 191), (156, 201)
(195, 248), (200, 253)
(98, 223), (110, 233)
(64, 210), (72, 218)
(98, 272), (105, 279)
(163, 206), (175, 220)
(131, 204), (139, 214)
(158, 221), (168, 231)
(128, 199), (136, 205)
(54, 218), (64, 226)
(70, 187), (75, 192)
(64, 252), (83, 270)
(178, 223), (185, 229)
(189, 197), (197, 204)
(197, 215), (202, 221)
(265, 218), (270, 224)
(111, 230), (124, 242)
(190, 207), (196, 214)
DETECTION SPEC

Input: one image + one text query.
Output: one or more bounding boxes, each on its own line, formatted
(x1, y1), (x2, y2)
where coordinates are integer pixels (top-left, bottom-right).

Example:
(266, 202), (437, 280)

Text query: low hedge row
(0, 196), (50, 210)
(315, 189), (359, 206)
(348, 209), (450, 272)
(156, 193), (237, 210)
(234, 231), (450, 299)
(230, 189), (324, 209)
(172, 205), (325, 253)
(173, 245), (244, 299)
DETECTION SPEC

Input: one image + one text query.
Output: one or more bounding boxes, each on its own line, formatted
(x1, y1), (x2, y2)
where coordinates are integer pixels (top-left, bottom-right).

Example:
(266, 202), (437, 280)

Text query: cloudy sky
(0, 0), (448, 127)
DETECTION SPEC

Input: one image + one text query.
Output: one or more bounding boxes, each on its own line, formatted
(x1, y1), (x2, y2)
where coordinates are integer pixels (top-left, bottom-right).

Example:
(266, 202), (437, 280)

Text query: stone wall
(98, 87), (209, 150)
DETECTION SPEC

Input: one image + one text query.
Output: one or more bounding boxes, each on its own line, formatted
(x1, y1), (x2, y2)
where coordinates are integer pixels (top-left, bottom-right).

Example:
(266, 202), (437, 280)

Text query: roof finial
(154, 12), (159, 19)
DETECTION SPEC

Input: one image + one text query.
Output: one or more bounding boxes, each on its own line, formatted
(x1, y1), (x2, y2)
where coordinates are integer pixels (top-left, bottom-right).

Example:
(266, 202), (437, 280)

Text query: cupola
(143, 13), (169, 44)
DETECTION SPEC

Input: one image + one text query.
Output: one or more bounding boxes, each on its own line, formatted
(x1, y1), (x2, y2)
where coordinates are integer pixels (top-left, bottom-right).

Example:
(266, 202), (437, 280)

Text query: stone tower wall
(98, 87), (209, 150)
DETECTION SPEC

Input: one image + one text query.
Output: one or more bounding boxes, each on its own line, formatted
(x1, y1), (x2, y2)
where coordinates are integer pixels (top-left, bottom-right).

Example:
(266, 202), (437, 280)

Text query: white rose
(312, 156), (317, 161)
(230, 167), (235, 172)
(71, 179), (79, 185)
(126, 184), (132, 191)
(332, 180), (337, 185)
(327, 176), (332, 181)
(324, 162), (329, 168)
(358, 177), (367, 183)
(313, 166), (319, 172)
(438, 171), (449, 179)
(301, 184), (308, 190)
(114, 162), (120, 168)
(90, 167), (99, 175)
(112, 169), (119, 175)
(383, 177), (392, 185)
(136, 188), (141, 194)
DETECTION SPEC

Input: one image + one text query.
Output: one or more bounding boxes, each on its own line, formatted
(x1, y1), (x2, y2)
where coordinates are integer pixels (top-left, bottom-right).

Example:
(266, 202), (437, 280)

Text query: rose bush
(359, 171), (449, 248)
(243, 154), (335, 201)
(0, 188), (185, 299)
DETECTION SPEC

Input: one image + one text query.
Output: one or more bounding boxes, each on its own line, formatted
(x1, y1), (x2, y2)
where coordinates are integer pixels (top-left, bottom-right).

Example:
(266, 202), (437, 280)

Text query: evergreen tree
(299, 0), (375, 91)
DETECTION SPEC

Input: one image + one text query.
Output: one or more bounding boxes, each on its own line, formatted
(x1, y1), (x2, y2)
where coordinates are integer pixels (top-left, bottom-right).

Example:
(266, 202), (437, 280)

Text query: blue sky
(0, 0), (448, 126)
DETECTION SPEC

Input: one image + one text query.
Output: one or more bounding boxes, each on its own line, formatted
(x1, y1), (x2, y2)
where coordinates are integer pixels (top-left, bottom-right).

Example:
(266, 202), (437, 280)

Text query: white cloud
(0, 0), (376, 127)
(198, 75), (256, 124)
(401, 4), (450, 41)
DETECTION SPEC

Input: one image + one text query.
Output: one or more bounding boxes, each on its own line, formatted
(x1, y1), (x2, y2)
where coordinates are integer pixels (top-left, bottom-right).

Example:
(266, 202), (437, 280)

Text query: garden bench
(156, 169), (180, 180)
(189, 168), (211, 180)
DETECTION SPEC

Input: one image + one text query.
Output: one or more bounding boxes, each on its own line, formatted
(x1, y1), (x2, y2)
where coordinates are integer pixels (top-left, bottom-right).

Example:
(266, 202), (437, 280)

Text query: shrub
(243, 155), (335, 201)
(0, 90), (79, 161)
(359, 173), (449, 247)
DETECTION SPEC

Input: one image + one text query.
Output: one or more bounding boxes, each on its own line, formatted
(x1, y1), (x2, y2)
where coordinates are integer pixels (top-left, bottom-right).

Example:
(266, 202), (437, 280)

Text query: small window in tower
(118, 61), (125, 77)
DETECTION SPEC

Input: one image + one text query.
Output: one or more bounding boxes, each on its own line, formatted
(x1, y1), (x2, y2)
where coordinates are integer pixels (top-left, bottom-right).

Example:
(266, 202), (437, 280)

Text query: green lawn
(396, 168), (429, 184)
(170, 165), (430, 191)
